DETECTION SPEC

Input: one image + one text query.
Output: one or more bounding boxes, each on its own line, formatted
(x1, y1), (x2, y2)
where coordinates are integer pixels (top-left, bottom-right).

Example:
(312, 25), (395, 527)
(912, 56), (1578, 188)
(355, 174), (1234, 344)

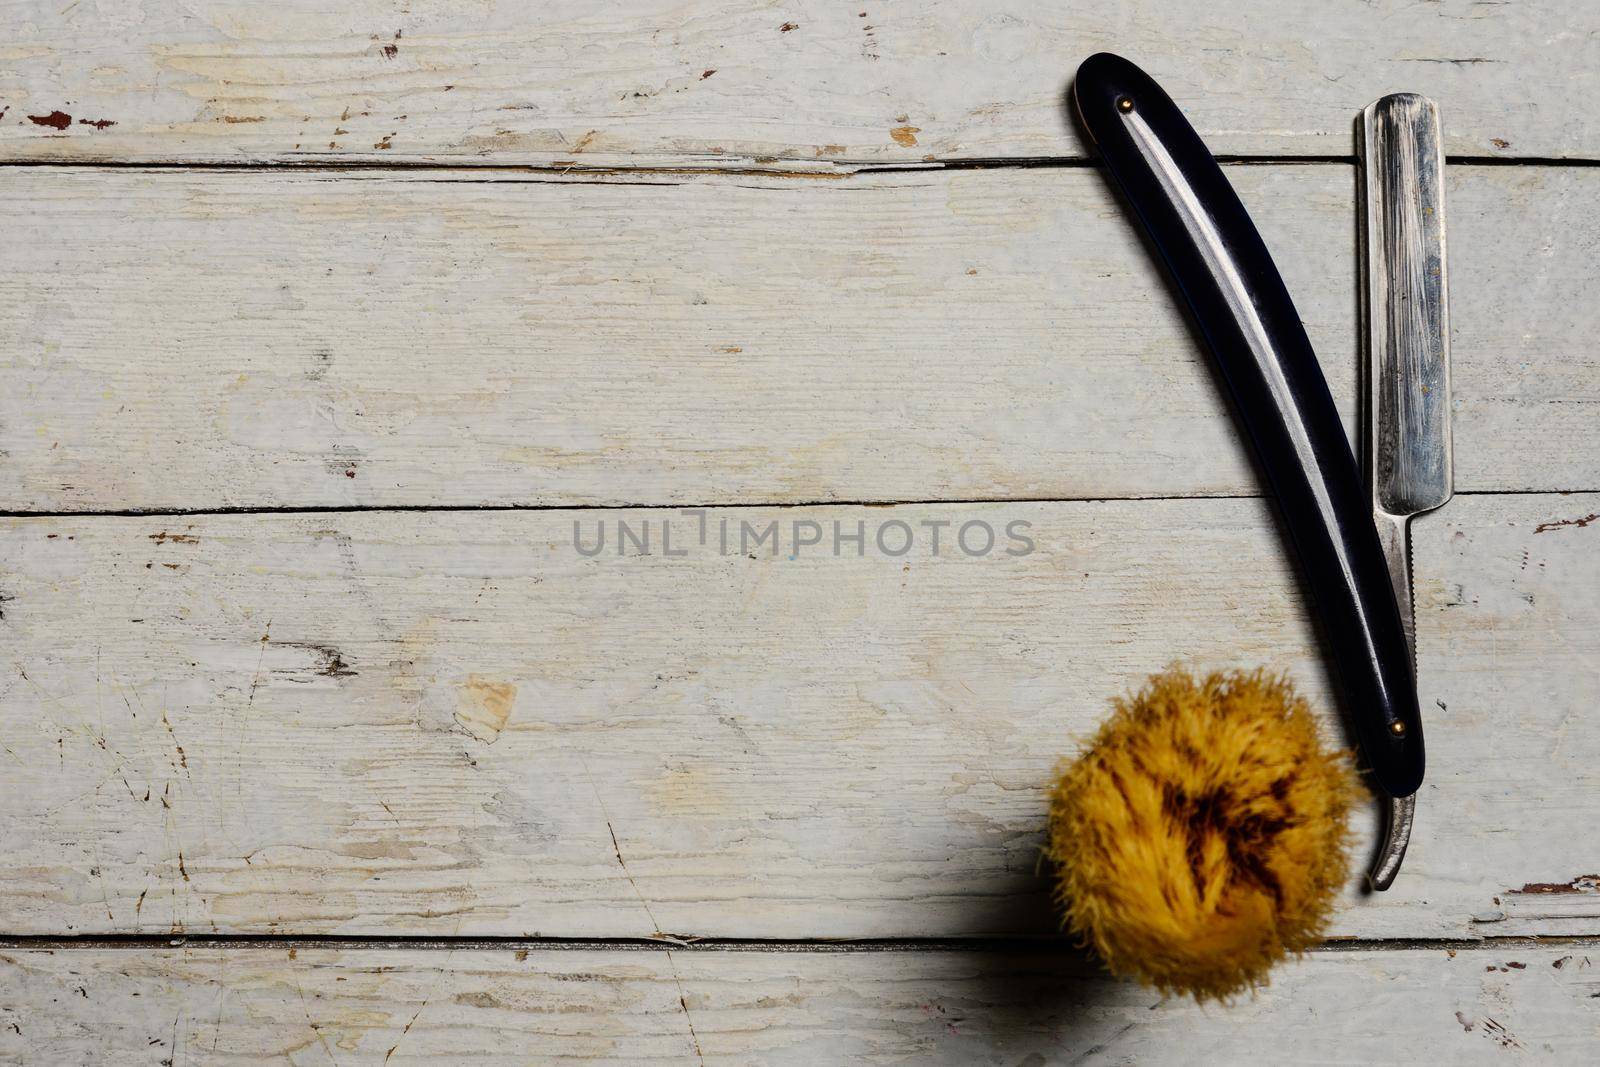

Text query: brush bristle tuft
(1046, 667), (1359, 1001)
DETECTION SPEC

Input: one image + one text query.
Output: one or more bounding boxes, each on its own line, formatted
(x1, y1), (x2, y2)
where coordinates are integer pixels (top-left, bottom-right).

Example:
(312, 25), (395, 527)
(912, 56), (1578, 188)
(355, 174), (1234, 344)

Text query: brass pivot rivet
(1389, 720), (1407, 737)
(1117, 97), (1134, 113)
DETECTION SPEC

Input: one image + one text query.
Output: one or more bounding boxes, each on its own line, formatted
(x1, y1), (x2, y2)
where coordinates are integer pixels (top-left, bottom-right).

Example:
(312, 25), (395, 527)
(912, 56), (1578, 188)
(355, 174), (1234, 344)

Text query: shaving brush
(1046, 668), (1358, 1000)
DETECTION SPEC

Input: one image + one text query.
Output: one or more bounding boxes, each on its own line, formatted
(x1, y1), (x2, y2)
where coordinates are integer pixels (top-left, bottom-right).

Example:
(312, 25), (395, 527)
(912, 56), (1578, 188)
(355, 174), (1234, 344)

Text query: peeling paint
(455, 677), (517, 743)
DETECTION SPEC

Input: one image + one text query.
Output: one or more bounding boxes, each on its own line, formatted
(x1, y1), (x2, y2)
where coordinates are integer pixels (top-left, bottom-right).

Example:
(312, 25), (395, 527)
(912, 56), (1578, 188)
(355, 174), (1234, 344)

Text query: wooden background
(2, 1), (1597, 1062)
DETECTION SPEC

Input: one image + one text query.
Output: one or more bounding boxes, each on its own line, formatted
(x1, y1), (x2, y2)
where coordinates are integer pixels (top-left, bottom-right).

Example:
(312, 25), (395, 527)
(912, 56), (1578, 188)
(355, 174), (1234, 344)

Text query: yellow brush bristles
(1046, 667), (1359, 1001)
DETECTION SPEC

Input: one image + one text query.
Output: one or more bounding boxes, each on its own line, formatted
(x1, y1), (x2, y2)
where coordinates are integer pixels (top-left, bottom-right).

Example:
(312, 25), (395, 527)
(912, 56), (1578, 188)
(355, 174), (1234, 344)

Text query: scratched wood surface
(0, 1), (1595, 165)
(1, 495), (1595, 941)
(2, 165), (1597, 511)
(5, 1), (1600, 1061)
(1, 944), (1596, 1064)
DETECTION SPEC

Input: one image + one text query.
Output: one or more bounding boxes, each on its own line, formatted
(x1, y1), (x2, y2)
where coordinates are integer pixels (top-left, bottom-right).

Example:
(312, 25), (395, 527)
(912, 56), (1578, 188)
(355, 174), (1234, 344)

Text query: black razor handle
(1073, 53), (1423, 797)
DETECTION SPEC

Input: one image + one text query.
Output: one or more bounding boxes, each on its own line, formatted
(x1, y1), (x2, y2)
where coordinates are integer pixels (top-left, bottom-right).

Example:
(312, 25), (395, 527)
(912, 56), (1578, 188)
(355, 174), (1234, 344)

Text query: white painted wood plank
(2, 165), (1595, 510)
(0, 1), (1593, 164)
(1, 944), (1595, 1064)
(0, 495), (1593, 938)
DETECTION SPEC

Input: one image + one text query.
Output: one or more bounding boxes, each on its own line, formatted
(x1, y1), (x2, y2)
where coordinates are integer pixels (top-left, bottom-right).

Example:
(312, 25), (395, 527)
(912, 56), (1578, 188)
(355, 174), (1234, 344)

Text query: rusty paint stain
(381, 43), (399, 59)
(1491, 138), (1511, 149)
(456, 677), (517, 743)
(77, 118), (115, 129)
(779, 21), (799, 32)
(701, 69), (716, 79)
(1533, 512), (1598, 534)
(149, 532), (199, 544)
(222, 115), (265, 124)
(28, 111), (72, 130)
(890, 125), (921, 147)
(1511, 874), (1600, 894)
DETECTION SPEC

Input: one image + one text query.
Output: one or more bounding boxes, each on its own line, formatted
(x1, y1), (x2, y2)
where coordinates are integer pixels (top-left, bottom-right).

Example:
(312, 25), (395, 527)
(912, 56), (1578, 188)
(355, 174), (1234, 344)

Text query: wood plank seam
(4, 935), (1599, 953)
(0, 489), (1587, 523)
(1, 154), (1598, 177)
